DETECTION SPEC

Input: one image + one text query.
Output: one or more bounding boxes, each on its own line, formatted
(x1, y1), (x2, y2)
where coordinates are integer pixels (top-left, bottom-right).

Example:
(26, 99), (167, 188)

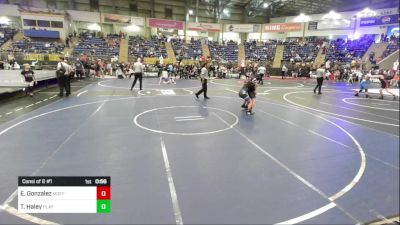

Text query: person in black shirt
(75, 60), (85, 80)
(21, 64), (36, 97)
(195, 64), (210, 99)
(244, 80), (256, 115)
(239, 80), (257, 115)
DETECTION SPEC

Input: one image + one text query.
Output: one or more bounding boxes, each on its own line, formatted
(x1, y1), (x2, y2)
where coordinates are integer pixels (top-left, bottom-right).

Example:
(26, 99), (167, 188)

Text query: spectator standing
(325, 59), (331, 72)
(281, 64), (288, 79)
(4, 61), (11, 70)
(75, 59), (85, 80)
(167, 64), (174, 77)
(222, 65), (228, 79)
(13, 62), (20, 70)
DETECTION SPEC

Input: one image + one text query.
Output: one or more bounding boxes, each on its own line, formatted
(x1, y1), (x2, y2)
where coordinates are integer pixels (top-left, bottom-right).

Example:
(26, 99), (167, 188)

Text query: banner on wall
(375, 8), (399, 16)
(148, 18), (184, 30)
(130, 17), (145, 26)
(360, 14), (399, 27)
(19, 6), (65, 15)
(224, 24), (261, 33)
(48, 54), (61, 61)
(308, 21), (318, 30)
(264, 23), (302, 32)
(188, 22), (221, 32)
(102, 14), (145, 26)
(103, 14), (130, 24)
(67, 10), (100, 23)
(143, 57), (175, 65)
(23, 54), (44, 61)
(316, 19), (353, 30)
(181, 59), (199, 65)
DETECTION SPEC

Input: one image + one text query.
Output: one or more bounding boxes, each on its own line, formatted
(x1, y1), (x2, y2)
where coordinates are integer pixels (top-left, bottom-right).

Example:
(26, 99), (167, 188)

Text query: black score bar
(18, 176), (111, 186)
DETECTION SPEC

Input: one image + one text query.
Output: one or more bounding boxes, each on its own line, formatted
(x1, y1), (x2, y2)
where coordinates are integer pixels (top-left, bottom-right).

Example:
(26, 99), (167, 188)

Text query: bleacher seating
(128, 36), (167, 58)
(171, 39), (189, 61)
(282, 42), (318, 62)
(244, 41), (276, 62)
(0, 26), (17, 47)
(186, 40), (202, 59)
(9, 40), (65, 54)
(208, 40), (238, 62)
(382, 37), (399, 59)
(326, 35), (374, 63)
(171, 39), (203, 60)
(73, 32), (119, 57)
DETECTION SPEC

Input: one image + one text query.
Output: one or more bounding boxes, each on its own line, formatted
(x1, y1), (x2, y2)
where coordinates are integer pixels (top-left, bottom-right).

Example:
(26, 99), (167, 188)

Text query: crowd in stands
(382, 36), (399, 59)
(1, 26), (66, 55)
(244, 40), (276, 62)
(380, 33), (398, 43)
(0, 26), (17, 48)
(171, 38), (184, 59)
(186, 39), (203, 60)
(208, 40), (238, 62)
(282, 40), (319, 62)
(171, 38), (203, 60)
(7, 39), (65, 54)
(326, 35), (374, 63)
(128, 35), (167, 58)
(72, 31), (120, 57)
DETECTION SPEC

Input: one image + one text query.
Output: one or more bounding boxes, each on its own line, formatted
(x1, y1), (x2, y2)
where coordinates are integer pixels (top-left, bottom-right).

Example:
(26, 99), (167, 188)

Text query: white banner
(376, 7), (399, 16)
(224, 24), (261, 33)
(188, 22), (221, 32)
(130, 16), (145, 26)
(67, 10), (100, 23)
(316, 19), (353, 30)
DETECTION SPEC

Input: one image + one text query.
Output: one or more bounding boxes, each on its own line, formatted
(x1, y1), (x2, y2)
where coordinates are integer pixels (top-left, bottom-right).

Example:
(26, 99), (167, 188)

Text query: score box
(18, 176), (111, 213)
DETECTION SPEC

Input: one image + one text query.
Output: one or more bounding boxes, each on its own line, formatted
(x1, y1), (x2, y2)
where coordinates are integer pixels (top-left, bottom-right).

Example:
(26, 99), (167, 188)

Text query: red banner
(148, 18), (184, 30)
(264, 23), (302, 32)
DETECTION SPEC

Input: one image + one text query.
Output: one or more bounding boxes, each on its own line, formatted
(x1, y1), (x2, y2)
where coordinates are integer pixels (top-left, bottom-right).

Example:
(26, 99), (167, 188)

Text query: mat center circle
(134, 106), (239, 135)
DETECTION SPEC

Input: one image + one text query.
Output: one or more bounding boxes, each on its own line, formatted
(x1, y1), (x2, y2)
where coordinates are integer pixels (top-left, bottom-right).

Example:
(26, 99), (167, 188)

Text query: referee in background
(313, 64), (325, 95)
(130, 58), (144, 91)
(195, 63), (210, 100)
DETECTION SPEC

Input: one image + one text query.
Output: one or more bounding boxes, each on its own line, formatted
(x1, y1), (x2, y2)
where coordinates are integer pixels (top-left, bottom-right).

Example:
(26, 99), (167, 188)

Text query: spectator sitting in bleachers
(73, 31), (119, 58)
(0, 26), (17, 47)
(382, 36), (399, 59)
(326, 35), (374, 64)
(8, 39), (65, 54)
(208, 40), (238, 62)
(128, 35), (167, 58)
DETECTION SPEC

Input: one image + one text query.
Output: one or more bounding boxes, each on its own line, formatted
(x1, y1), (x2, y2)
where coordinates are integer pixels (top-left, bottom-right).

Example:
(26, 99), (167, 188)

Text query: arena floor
(0, 77), (398, 224)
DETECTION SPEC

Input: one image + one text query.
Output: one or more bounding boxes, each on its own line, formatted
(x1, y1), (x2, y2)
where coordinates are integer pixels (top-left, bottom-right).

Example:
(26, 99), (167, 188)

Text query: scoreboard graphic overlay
(18, 176), (111, 213)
